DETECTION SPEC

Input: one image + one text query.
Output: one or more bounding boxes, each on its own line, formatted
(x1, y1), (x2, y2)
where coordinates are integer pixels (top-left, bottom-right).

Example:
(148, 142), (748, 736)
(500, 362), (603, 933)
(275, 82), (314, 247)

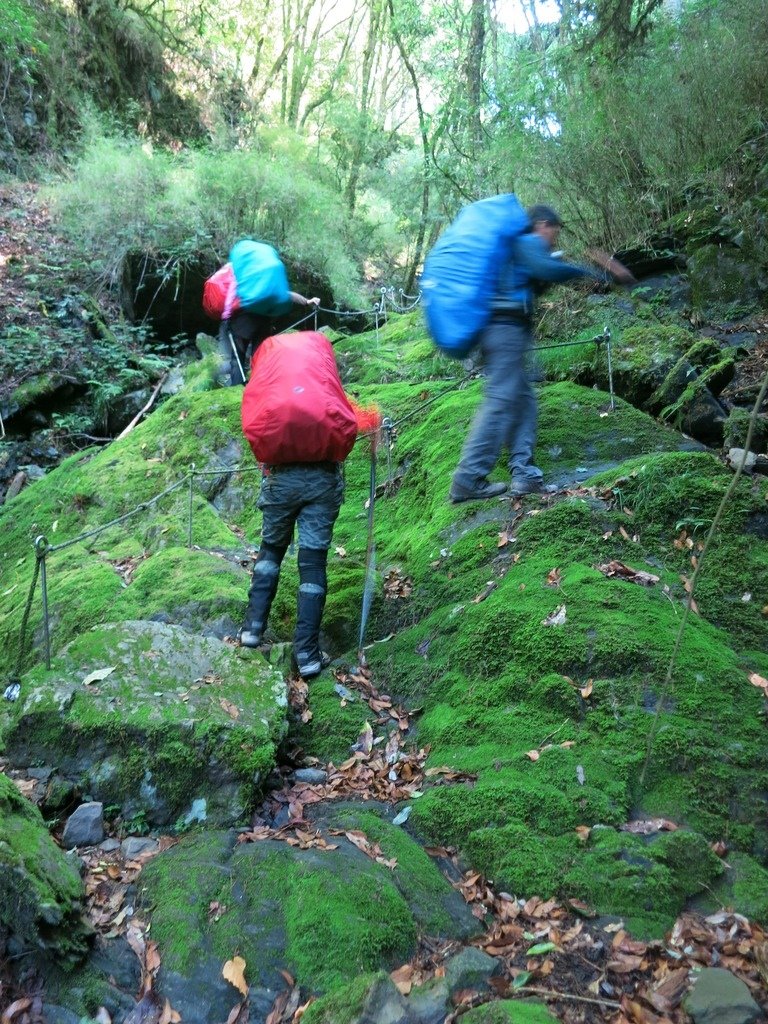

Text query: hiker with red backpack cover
(240, 330), (381, 679)
(424, 200), (634, 503)
(203, 240), (319, 386)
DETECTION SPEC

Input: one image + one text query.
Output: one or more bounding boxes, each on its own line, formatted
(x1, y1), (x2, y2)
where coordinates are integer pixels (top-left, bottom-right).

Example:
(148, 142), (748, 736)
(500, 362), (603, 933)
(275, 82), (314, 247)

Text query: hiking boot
(510, 477), (545, 496)
(296, 650), (332, 680)
(449, 480), (508, 504)
(239, 624), (264, 648)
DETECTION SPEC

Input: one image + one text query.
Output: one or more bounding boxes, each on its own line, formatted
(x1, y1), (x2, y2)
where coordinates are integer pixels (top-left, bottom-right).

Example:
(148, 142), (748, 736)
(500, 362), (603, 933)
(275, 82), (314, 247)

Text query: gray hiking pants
(452, 317), (542, 490)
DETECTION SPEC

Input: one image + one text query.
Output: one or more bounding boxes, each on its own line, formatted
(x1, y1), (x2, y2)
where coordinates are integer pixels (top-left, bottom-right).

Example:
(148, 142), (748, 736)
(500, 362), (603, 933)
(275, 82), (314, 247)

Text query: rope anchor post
(35, 535), (52, 670)
(188, 464), (196, 549)
(382, 417), (396, 489)
(594, 327), (615, 411)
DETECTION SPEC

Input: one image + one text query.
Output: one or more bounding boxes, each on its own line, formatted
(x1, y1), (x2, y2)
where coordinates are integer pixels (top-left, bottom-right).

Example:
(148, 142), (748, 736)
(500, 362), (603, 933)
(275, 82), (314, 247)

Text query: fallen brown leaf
(222, 955), (249, 997)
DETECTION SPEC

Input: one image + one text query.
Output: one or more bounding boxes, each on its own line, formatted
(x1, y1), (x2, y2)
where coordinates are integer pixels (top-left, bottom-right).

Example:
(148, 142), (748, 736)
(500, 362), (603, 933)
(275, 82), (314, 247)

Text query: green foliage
(49, 128), (413, 306)
(500, 0), (768, 259)
(0, 0), (42, 58)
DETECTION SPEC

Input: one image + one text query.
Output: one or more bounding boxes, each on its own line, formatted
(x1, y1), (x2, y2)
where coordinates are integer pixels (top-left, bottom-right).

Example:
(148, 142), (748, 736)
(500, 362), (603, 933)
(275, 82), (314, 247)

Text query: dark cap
(526, 204), (564, 227)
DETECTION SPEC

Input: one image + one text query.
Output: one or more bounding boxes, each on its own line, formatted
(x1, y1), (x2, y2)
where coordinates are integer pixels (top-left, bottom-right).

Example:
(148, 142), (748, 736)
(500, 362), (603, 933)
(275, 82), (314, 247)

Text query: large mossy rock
(0, 772), (89, 966)
(2, 620), (288, 826)
(137, 809), (479, 1022)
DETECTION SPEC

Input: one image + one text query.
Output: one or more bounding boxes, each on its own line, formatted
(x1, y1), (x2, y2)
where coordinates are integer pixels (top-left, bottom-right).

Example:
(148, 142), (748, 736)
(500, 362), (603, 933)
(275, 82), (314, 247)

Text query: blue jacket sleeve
(514, 232), (606, 284)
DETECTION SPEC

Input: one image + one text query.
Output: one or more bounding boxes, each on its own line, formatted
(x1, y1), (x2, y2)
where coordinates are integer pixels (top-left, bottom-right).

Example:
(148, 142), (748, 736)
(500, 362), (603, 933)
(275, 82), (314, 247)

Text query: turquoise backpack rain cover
(229, 240), (293, 317)
(421, 194), (529, 358)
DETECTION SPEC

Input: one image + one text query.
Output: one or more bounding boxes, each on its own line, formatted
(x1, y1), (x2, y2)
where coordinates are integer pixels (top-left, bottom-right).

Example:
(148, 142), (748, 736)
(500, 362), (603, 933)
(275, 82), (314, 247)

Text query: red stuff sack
(202, 264), (240, 319)
(241, 332), (359, 465)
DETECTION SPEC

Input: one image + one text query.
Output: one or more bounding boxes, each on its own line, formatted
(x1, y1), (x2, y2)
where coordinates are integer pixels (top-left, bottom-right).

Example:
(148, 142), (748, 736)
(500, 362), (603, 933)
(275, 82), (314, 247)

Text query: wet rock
(62, 801), (104, 848)
(121, 836), (160, 859)
(39, 1008), (80, 1024)
(100, 838), (121, 852)
(358, 974), (410, 1024)
(294, 767), (328, 784)
(689, 244), (766, 310)
(444, 947), (502, 994)
(106, 387), (153, 435)
(683, 967), (761, 1024)
(407, 977), (450, 1024)
(41, 776), (79, 814)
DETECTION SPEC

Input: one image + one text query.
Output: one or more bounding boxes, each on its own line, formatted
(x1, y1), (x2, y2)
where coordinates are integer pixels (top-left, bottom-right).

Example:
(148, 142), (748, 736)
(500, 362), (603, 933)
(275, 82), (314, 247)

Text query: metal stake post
(604, 328), (616, 411)
(188, 465), (196, 548)
(382, 417), (395, 488)
(35, 536), (51, 670)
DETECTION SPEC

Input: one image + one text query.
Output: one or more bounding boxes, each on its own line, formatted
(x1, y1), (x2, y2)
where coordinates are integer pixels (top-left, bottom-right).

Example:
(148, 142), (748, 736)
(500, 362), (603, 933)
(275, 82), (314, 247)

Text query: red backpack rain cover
(241, 332), (359, 465)
(202, 264), (241, 319)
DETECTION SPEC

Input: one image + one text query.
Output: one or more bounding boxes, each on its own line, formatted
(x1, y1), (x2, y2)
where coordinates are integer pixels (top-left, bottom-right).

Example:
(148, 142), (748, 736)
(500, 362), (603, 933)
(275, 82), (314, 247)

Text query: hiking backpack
(421, 194), (529, 358)
(241, 331), (359, 465)
(229, 240), (293, 319)
(202, 263), (240, 319)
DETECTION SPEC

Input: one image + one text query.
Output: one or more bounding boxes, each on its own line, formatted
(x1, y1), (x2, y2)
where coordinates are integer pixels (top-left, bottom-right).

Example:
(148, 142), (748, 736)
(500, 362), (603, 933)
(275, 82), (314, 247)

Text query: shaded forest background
(2, 0), (767, 313)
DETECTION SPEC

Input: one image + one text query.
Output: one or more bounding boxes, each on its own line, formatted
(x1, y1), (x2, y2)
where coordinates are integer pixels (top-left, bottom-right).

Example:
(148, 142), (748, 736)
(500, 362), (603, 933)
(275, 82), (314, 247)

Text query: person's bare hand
(586, 248), (636, 285)
(306, 296), (321, 307)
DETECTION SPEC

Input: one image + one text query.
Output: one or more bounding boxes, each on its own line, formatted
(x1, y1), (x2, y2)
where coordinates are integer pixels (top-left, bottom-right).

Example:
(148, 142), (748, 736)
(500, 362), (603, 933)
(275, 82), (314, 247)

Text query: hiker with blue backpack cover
(422, 198), (634, 502)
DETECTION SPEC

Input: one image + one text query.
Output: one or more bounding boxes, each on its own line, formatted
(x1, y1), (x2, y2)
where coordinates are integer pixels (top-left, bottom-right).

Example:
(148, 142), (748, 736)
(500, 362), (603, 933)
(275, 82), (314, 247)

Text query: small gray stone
(100, 838), (121, 852)
(406, 977), (450, 1024)
(122, 836), (160, 859)
(444, 947), (501, 995)
(294, 768), (328, 784)
(359, 975), (409, 1024)
(684, 967), (761, 1024)
(62, 802), (104, 848)
(727, 448), (757, 473)
(27, 766), (53, 782)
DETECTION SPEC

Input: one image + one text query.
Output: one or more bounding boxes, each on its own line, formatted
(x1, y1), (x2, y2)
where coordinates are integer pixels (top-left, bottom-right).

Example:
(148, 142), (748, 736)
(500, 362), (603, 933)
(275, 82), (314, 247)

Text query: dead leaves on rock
(595, 561), (660, 586)
(328, 827), (397, 869)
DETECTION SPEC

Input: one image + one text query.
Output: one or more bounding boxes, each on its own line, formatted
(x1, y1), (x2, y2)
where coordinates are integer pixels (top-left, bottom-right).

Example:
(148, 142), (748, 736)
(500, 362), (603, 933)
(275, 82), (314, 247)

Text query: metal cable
(46, 476), (190, 554)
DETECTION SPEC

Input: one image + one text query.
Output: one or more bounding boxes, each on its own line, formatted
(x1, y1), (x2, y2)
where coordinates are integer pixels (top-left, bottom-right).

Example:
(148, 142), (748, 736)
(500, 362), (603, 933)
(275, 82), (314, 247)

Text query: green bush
(49, 128), (414, 306)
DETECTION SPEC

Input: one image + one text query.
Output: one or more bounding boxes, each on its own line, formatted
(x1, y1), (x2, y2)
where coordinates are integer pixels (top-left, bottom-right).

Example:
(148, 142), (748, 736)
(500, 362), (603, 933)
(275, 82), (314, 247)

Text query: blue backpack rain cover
(229, 240), (293, 317)
(421, 194), (529, 358)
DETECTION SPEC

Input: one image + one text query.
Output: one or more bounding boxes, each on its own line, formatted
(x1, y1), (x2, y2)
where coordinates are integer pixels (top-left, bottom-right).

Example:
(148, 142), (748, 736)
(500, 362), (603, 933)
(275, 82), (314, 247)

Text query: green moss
(0, 773), (87, 965)
(285, 858), (415, 989)
(296, 675), (368, 765)
(4, 622), (286, 824)
(465, 823), (577, 897)
(461, 1000), (560, 1024)
(703, 853), (768, 923)
(139, 831), (236, 973)
(300, 972), (381, 1024)
(652, 830), (724, 896)
(326, 809), (465, 937)
(562, 829), (677, 938)
(142, 836), (418, 992)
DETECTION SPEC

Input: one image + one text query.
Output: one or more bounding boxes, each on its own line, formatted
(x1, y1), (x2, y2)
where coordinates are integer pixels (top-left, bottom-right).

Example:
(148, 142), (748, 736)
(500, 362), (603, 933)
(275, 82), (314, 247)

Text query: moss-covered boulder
(688, 243), (766, 313)
(0, 772), (89, 966)
(137, 811), (479, 1021)
(2, 620), (288, 826)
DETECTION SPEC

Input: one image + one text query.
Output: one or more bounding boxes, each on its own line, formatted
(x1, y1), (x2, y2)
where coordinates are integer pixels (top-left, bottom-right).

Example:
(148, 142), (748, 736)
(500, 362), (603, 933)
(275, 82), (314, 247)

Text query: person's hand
(587, 248), (636, 285)
(305, 296), (320, 307)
